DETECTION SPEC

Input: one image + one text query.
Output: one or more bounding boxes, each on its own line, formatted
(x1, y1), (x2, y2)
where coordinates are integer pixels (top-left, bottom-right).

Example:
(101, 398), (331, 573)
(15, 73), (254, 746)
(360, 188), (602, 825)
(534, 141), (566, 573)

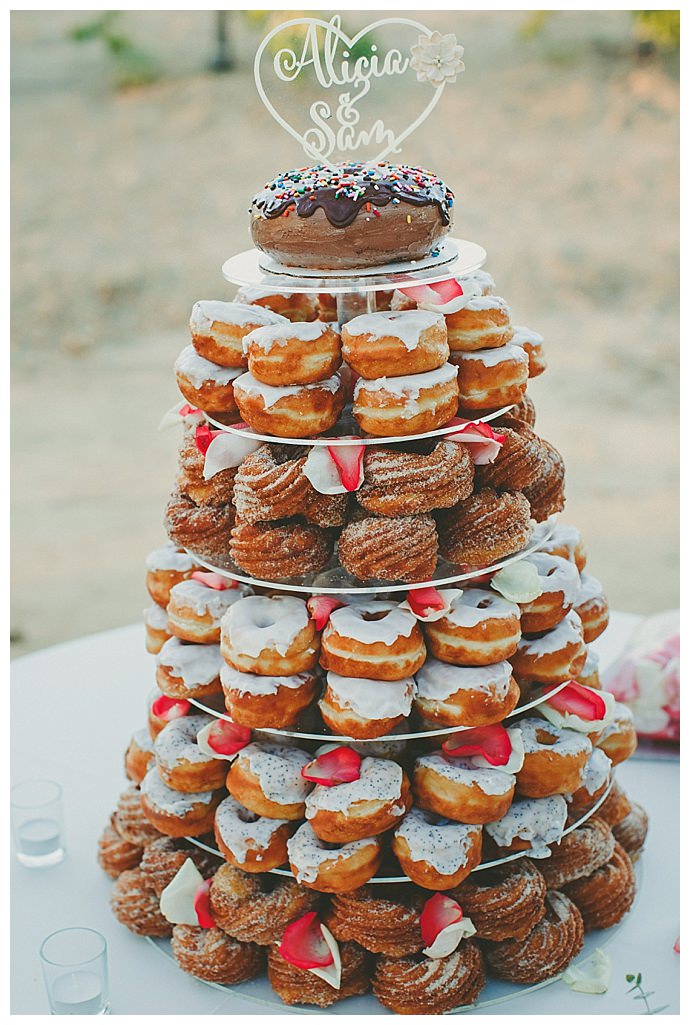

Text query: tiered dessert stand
(98, 234), (641, 1014)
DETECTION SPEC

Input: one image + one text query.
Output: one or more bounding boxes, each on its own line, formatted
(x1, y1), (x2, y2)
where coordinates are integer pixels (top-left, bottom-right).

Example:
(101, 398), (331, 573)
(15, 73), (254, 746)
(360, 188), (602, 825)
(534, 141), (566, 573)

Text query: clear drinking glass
(11, 779), (65, 867)
(40, 928), (109, 1015)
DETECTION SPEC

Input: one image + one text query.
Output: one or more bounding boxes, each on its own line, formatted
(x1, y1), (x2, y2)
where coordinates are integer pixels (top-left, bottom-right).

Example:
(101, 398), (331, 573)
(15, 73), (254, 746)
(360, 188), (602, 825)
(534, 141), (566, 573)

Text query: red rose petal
(179, 403), (201, 417)
(151, 695), (190, 721)
(545, 681), (607, 722)
(191, 570), (236, 590)
(194, 423), (222, 456)
(398, 282), (441, 304)
(406, 586), (446, 618)
(193, 879), (215, 929)
(206, 719), (251, 756)
(674, 936), (680, 954)
(442, 724), (512, 766)
(421, 893), (463, 947)
(279, 912), (333, 969)
(307, 595), (344, 630)
(327, 443), (364, 491)
(302, 746), (362, 786)
(431, 278), (464, 304)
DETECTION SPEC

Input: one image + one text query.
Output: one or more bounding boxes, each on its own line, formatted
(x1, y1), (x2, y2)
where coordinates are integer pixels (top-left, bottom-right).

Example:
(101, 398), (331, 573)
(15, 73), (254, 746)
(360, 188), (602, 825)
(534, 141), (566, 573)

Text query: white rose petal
(159, 859), (204, 925)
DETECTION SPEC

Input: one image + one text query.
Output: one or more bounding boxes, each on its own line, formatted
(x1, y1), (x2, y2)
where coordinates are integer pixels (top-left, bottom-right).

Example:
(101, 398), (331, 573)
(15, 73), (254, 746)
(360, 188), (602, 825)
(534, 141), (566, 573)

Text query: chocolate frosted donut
(358, 439), (474, 517)
(485, 890), (584, 984)
(474, 417), (548, 491)
(338, 513), (439, 583)
(165, 490), (235, 564)
(451, 859), (547, 941)
(251, 162), (453, 270)
(438, 488), (532, 567)
(230, 518), (333, 580)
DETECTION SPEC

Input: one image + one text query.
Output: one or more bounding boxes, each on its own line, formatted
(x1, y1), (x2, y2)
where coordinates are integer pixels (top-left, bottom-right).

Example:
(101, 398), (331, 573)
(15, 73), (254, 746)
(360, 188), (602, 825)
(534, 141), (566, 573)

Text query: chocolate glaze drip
(252, 162), (454, 228)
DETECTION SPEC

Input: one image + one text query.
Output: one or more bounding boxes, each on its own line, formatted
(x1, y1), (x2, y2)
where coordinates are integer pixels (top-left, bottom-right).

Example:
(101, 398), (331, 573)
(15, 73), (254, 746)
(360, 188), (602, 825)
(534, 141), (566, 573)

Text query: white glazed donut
(234, 285), (319, 322)
(233, 371), (346, 438)
(220, 662), (318, 729)
(174, 345), (243, 414)
(220, 595), (318, 675)
(574, 573), (610, 642)
(140, 765), (222, 837)
(517, 552), (581, 634)
(532, 521), (587, 572)
(513, 717), (592, 798)
(189, 300), (288, 366)
(413, 752), (516, 824)
(423, 588), (522, 665)
(320, 601), (426, 681)
(287, 822), (383, 893)
(595, 702), (638, 765)
(213, 794), (293, 872)
(452, 342), (529, 411)
(154, 714), (226, 793)
(305, 756), (411, 843)
(242, 320), (341, 385)
(484, 794), (568, 856)
(167, 579), (248, 644)
(434, 294), (513, 353)
(319, 672), (416, 739)
(145, 543), (197, 606)
(511, 325), (546, 378)
(414, 657), (520, 728)
(391, 806), (483, 889)
(510, 610), (586, 685)
(342, 310), (449, 377)
(352, 363), (459, 437)
(144, 602), (172, 654)
(576, 647), (601, 689)
(155, 637), (223, 700)
(226, 742), (313, 820)
(568, 747), (612, 809)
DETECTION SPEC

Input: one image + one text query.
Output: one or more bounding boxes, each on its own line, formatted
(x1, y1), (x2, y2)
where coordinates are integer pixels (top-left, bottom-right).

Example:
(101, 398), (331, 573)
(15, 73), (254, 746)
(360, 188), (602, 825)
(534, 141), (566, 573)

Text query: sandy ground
(11, 11), (679, 657)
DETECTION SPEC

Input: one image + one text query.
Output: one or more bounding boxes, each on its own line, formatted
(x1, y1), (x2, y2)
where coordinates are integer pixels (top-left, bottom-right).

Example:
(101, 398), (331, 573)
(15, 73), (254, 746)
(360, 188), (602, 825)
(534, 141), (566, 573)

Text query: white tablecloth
(11, 614), (680, 1014)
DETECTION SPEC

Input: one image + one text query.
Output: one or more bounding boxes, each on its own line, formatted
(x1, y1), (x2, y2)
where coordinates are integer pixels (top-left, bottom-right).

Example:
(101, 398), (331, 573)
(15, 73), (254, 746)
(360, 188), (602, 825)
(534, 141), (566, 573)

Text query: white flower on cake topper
(410, 32), (465, 86)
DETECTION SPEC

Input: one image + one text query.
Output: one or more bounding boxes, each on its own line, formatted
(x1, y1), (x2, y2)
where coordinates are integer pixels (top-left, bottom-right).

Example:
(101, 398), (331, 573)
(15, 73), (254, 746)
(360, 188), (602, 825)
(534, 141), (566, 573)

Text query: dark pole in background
(209, 10), (233, 72)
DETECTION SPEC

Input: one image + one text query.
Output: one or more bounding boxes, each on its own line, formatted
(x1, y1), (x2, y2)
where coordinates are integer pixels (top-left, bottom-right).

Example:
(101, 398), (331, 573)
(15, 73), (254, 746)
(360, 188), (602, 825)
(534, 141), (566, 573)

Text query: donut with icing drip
(352, 363), (459, 437)
(413, 751), (516, 824)
(235, 284), (319, 323)
(576, 646), (601, 689)
(124, 728), (154, 784)
(320, 601), (426, 681)
(452, 341), (528, 411)
(174, 345), (243, 415)
(510, 609), (586, 685)
(438, 293), (513, 354)
(342, 310), (449, 377)
(574, 573), (610, 642)
(287, 822), (383, 892)
(155, 636), (223, 700)
(595, 701), (638, 765)
(214, 794), (294, 872)
(143, 603), (172, 655)
(226, 742), (313, 820)
(513, 717), (592, 798)
(221, 662), (319, 729)
(414, 657), (520, 728)
(167, 578), (248, 645)
(305, 756), (411, 842)
(512, 325), (547, 377)
(189, 300), (288, 368)
(140, 766), (223, 837)
(243, 320), (341, 386)
(220, 595), (318, 675)
(484, 794), (568, 854)
(145, 543), (197, 607)
(567, 746), (612, 808)
(233, 370), (346, 438)
(423, 588), (522, 666)
(251, 161), (453, 270)
(391, 806), (483, 889)
(318, 671), (415, 739)
(533, 521), (587, 571)
(517, 552), (581, 634)
(154, 714), (226, 793)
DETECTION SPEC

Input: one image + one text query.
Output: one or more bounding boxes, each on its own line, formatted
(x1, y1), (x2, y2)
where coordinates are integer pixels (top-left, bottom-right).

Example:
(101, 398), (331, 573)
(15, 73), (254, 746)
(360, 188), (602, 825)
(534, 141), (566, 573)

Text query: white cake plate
(221, 237), (486, 295)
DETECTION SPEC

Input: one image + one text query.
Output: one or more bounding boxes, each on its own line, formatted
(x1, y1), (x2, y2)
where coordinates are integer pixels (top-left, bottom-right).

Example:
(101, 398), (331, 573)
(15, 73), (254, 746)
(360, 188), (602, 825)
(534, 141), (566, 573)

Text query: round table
(11, 614), (680, 1014)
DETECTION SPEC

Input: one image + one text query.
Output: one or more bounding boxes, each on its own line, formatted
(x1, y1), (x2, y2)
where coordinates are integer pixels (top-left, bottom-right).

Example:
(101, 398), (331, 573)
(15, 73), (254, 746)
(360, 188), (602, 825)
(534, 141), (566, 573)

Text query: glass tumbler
(11, 779), (65, 867)
(40, 928), (109, 1015)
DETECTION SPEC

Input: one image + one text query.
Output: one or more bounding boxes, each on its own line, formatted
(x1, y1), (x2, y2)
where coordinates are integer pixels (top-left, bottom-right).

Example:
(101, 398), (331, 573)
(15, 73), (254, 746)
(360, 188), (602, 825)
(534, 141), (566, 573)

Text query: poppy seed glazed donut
(357, 438), (474, 517)
(250, 162), (454, 270)
(342, 310), (449, 377)
(438, 488), (532, 568)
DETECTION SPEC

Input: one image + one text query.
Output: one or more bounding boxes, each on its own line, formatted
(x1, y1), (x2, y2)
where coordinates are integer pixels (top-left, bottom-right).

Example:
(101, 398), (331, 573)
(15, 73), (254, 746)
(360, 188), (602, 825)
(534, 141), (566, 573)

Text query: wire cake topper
(254, 15), (465, 165)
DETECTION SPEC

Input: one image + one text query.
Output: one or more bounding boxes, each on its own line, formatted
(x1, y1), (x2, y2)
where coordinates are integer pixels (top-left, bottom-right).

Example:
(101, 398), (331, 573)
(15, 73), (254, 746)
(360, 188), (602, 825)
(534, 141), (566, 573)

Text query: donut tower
(98, 159), (648, 1014)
